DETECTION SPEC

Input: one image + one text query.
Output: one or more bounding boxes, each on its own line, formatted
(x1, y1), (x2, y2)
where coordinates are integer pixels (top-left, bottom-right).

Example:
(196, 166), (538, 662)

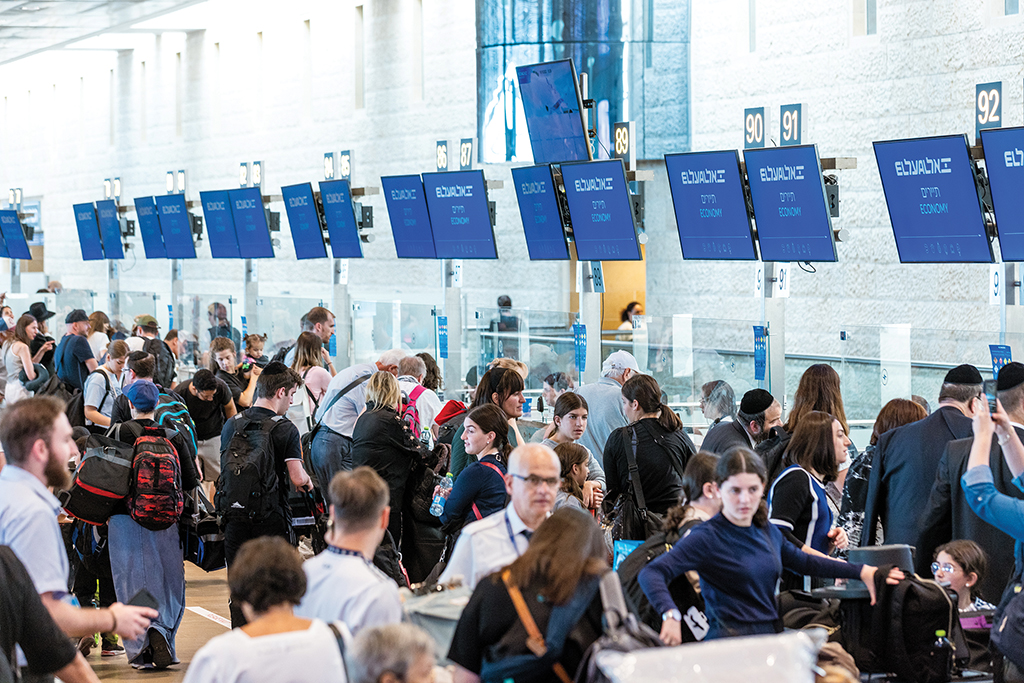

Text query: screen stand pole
(170, 260), (184, 338)
(108, 260), (120, 322)
(332, 259), (351, 368)
(243, 259), (258, 349)
(1003, 263), (1022, 348)
(762, 262), (787, 408)
(443, 259), (463, 397)
(10, 258), (20, 294)
(579, 263), (602, 385)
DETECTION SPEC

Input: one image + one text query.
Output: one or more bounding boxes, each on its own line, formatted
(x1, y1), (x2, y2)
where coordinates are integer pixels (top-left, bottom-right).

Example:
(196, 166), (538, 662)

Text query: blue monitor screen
(511, 165), (570, 260)
(228, 187), (275, 258)
(95, 200), (124, 260)
(381, 175), (436, 259)
(743, 145), (837, 262)
(281, 183), (328, 260)
(874, 135), (991, 263)
(422, 170), (497, 259)
(665, 150), (758, 260)
(981, 127), (1024, 262)
(72, 203), (105, 261)
(0, 215), (9, 258)
(155, 194), (196, 259)
(319, 179), (363, 259)
(559, 159), (641, 261)
(133, 196), (166, 259)
(516, 59), (591, 165)
(0, 210), (23, 259)
(200, 190), (240, 258)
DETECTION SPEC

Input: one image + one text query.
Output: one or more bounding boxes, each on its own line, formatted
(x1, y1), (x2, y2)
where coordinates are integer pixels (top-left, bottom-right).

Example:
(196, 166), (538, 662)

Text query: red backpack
(402, 385), (427, 435)
(123, 424), (183, 531)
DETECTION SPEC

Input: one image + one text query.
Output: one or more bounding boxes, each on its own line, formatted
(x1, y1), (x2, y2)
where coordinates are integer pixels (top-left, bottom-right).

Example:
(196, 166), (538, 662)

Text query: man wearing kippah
(916, 362), (1024, 603)
(863, 364), (982, 551)
(701, 388), (782, 454)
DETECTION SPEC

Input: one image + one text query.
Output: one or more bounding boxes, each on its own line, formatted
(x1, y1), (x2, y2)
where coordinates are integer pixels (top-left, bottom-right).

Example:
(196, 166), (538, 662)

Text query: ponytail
(658, 402), (682, 432)
(621, 374), (682, 433)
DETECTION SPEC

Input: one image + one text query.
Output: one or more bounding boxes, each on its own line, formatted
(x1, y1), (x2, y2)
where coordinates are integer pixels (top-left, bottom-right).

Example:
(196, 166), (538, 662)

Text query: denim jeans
(309, 427), (353, 491)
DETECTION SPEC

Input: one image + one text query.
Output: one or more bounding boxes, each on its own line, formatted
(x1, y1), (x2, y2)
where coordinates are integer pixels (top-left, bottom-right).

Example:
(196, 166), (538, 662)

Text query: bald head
(506, 444), (561, 529)
(508, 443), (559, 476)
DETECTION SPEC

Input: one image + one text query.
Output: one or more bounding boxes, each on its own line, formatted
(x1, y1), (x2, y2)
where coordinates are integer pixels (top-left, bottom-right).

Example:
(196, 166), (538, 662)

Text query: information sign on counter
(437, 316), (448, 359)
(573, 323), (586, 374)
(991, 344), (1012, 378)
(753, 326), (767, 382)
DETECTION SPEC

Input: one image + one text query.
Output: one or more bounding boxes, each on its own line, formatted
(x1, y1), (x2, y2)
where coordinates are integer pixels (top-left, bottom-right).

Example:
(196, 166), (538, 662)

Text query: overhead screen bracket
(968, 149), (998, 241)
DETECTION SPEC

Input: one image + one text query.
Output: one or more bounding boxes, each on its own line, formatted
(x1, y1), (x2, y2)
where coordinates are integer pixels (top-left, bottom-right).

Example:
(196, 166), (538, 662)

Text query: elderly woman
(349, 624), (437, 683)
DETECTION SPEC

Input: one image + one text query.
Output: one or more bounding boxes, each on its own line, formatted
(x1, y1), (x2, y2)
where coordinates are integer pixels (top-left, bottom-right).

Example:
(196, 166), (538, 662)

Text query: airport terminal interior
(2, 0), (1024, 681)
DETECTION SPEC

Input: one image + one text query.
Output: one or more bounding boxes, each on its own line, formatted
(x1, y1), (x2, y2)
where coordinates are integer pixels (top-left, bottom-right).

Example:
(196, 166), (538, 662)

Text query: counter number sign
(339, 150), (352, 181)
(744, 107), (766, 149)
(780, 104), (802, 146)
(613, 121), (636, 171)
(459, 138), (474, 170)
(975, 82), (1002, 142)
(436, 141), (449, 172)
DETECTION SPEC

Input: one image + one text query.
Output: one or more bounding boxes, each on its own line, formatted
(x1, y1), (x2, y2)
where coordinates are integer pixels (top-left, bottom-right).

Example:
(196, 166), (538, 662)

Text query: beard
(44, 452), (71, 490)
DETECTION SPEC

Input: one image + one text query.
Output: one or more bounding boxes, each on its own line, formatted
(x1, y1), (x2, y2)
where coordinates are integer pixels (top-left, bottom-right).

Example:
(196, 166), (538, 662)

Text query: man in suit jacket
(701, 388), (781, 455)
(862, 364), (982, 547)
(916, 362), (1024, 603)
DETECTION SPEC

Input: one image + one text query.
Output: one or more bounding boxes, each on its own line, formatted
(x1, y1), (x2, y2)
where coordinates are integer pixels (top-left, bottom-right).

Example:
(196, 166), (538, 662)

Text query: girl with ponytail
(439, 404), (511, 530)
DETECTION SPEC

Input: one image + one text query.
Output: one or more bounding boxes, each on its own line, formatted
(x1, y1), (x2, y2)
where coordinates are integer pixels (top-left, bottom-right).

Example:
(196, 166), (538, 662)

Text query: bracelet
(108, 608), (118, 633)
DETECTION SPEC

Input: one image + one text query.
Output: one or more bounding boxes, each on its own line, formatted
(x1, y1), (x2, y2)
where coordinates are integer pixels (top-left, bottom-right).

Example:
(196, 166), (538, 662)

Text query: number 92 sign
(976, 82), (1002, 141)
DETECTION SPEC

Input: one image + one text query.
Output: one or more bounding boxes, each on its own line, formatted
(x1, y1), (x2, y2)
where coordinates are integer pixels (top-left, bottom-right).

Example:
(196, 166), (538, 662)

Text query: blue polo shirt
(0, 465), (69, 597)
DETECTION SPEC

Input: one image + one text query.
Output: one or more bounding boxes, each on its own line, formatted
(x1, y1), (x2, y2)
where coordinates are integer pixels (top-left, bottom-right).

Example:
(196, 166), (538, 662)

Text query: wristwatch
(661, 609), (682, 622)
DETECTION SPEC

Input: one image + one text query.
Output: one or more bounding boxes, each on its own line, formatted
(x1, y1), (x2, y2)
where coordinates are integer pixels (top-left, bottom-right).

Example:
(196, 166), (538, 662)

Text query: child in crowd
(932, 540), (997, 612)
(554, 443), (589, 511)
(243, 333), (269, 367)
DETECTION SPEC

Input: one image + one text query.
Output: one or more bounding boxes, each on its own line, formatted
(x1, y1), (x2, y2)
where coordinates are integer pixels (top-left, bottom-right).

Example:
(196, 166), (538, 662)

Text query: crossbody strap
(327, 622), (351, 680)
(312, 373), (371, 429)
(501, 570), (573, 683)
(471, 461), (506, 520)
(626, 427), (648, 512)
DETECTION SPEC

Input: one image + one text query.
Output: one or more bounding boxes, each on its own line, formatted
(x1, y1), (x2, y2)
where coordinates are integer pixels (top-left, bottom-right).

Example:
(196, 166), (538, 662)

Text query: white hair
(602, 365), (626, 379)
(348, 624), (435, 683)
(377, 348), (408, 368)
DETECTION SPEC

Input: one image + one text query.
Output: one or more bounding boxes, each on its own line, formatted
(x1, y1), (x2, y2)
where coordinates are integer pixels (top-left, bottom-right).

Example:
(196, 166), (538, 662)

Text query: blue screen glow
(874, 135), (991, 263)
(0, 210), (23, 259)
(155, 194), (196, 259)
(516, 60), (591, 165)
(133, 197), (166, 259)
(72, 203), (105, 261)
(319, 179), (363, 259)
(511, 165), (569, 260)
(95, 199), (124, 260)
(665, 150), (757, 260)
(381, 175), (436, 259)
(422, 170), (497, 259)
(200, 190), (240, 258)
(281, 183), (328, 260)
(981, 127), (1024, 262)
(228, 187), (274, 258)
(560, 159), (641, 261)
(743, 145), (836, 262)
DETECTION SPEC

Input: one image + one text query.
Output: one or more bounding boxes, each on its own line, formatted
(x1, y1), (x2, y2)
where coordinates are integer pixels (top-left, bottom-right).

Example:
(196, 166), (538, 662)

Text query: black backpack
(270, 343), (294, 365)
(142, 337), (176, 389)
(215, 414), (286, 522)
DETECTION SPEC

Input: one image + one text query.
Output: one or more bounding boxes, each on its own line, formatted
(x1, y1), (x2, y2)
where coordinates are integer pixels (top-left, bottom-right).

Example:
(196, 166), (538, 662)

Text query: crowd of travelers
(1, 296), (1024, 683)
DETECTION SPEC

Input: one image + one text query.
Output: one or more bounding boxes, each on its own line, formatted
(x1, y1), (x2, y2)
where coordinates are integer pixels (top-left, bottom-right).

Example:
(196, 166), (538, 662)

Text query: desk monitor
(318, 179), (363, 259)
(281, 183), (328, 260)
(559, 158), (641, 261)
(133, 197), (166, 259)
(743, 144), (837, 262)
(516, 59), (592, 165)
(665, 150), (758, 260)
(511, 164), (570, 260)
(981, 126), (1024, 262)
(72, 202), (105, 261)
(421, 170), (497, 259)
(95, 199), (124, 260)
(874, 134), (992, 263)
(155, 193), (196, 259)
(381, 175), (436, 258)
(200, 190), (241, 258)
(0, 210), (23, 259)
(228, 187), (275, 258)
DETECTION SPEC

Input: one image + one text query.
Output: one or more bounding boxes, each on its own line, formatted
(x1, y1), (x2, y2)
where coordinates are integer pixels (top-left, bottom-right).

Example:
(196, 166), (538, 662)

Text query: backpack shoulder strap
(409, 385), (426, 403)
(327, 622), (351, 680)
(626, 427), (648, 511)
(598, 570), (630, 628)
(501, 570), (574, 683)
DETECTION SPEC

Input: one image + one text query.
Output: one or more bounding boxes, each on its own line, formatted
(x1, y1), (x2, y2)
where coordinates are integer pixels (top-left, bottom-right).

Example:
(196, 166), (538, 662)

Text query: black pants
(223, 515), (291, 628)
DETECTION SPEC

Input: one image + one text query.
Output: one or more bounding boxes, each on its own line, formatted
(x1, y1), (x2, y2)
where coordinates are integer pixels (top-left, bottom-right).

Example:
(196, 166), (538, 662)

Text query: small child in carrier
(243, 333), (269, 368)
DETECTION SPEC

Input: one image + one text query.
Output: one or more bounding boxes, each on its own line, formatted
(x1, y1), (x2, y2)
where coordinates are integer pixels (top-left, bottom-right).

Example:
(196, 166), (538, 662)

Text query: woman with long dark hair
(639, 448), (902, 643)
(287, 331), (333, 434)
(440, 404), (511, 529)
(3, 314), (51, 403)
(602, 374), (696, 537)
(449, 367), (525, 479)
(542, 392), (606, 509)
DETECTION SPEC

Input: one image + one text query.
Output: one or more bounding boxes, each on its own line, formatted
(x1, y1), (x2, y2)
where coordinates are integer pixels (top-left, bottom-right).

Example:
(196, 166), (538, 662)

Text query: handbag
(179, 487), (226, 572)
(609, 428), (663, 541)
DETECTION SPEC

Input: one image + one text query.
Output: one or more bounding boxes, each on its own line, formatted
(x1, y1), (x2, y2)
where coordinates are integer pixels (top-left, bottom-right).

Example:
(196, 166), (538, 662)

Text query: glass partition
(351, 300), (439, 367)
(52, 289), (96, 338)
(176, 294), (236, 367)
(111, 291), (158, 338)
(253, 295), (323, 361)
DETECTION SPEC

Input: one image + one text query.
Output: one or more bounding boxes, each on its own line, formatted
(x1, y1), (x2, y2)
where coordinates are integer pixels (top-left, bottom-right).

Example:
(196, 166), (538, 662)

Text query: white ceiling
(0, 0), (206, 66)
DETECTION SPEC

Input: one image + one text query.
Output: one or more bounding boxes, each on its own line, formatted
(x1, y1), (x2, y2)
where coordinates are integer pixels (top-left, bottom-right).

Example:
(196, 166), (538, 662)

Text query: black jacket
(862, 405), (973, 547)
(700, 419), (752, 456)
(603, 418), (695, 516)
(915, 428), (1024, 603)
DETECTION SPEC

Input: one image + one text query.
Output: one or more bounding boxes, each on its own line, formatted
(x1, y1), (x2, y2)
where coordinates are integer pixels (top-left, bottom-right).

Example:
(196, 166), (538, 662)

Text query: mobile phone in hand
(984, 379), (998, 414)
(127, 588), (159, 611)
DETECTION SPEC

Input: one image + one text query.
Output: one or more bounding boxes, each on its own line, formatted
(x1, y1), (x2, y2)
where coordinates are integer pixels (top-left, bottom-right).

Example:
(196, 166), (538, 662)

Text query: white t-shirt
(126, 336), (146, 353)
(294, 548), (402, 634)
(183, 619), (348, 683)
(87, 331), (108, 360)
(397, 377), (443, 430)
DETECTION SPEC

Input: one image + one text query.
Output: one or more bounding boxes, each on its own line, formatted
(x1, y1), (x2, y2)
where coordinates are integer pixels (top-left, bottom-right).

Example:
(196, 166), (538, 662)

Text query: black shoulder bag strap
(626, 427), (648, 513)
(311, 373), (371, 431)
(302, 368), (322, 415)
(327, 622), (351, 679)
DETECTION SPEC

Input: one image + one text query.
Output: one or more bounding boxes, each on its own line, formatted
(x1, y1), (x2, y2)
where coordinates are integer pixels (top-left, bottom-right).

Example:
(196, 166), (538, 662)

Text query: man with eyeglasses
(439, 444), (560, 589)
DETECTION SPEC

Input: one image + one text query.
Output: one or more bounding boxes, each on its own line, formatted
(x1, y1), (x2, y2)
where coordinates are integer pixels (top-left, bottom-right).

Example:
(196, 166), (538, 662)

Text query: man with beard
(0, 397), (155, 681)
(701, 388), (782, 454)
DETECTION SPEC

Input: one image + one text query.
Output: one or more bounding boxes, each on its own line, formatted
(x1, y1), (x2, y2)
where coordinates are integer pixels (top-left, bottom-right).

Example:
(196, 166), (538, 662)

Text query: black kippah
(261, 361), (289, 376)
(997, 362), (1024, 391)
(740, 388), (774, 415)
(944, 364), (983, 385)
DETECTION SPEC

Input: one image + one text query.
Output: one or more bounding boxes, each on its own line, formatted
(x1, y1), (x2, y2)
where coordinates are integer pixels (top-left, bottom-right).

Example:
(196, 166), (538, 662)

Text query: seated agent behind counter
(174, 368), (236, 496)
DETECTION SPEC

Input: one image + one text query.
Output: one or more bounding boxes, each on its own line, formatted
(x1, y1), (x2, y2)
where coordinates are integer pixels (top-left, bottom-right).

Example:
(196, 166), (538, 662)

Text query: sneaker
(76, 635), (96, 657)
(101, 636), (124, 657)
(148, 628), (173, 669)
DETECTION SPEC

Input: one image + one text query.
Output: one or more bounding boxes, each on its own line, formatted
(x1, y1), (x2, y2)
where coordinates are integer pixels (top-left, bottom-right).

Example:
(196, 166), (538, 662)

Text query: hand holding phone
(984, 379), (998, 414)
(127, 588), (159, 612)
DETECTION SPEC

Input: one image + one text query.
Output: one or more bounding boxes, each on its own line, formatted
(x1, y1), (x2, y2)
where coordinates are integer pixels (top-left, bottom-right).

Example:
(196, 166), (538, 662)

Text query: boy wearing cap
(702, 388), (782, 455)
(107, 380), (199, 670)
(54, 309), (99, 393)
(575, 350), (640, 462)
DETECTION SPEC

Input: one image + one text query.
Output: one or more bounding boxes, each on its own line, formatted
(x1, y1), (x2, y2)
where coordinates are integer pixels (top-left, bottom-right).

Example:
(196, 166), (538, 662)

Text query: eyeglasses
(931, 562), (956, 575)
(510, 473), (560, 489)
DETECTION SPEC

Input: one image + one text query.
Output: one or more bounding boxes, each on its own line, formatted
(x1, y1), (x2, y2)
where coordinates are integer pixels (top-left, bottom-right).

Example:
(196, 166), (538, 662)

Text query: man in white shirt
(439, 444), (560, 589)
(295, 467), (401, 634)
(396, 355), (443, 440)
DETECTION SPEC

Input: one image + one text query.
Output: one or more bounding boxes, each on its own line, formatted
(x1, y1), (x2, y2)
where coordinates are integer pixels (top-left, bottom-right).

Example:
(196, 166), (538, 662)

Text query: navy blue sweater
(440, 454), (508, 527)
(638, 513), (863, 627)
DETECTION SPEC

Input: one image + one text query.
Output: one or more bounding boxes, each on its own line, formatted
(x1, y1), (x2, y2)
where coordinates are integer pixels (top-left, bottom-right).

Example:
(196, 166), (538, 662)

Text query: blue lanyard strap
(327, 546), (369, 563)
(504, 511), (522, 557)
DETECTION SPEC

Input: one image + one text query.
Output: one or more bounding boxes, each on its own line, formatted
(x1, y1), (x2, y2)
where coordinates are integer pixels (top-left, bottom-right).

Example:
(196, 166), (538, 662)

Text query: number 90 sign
(976, 82), (1002, 141)
(744, 108), (765, 149)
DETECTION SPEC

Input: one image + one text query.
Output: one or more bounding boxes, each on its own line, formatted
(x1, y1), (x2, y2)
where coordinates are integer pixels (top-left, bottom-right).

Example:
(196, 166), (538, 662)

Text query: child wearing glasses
(932, 540), (997, 612)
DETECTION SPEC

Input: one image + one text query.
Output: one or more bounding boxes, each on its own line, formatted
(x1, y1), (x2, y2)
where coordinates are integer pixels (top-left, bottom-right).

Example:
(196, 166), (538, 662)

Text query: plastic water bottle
(430, 473), (454, 517)
(932, 629), (953, 678)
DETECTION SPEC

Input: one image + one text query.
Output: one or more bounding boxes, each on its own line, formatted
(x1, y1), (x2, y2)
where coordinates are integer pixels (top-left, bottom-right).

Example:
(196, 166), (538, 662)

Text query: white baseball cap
(602, 350), (640, 373)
